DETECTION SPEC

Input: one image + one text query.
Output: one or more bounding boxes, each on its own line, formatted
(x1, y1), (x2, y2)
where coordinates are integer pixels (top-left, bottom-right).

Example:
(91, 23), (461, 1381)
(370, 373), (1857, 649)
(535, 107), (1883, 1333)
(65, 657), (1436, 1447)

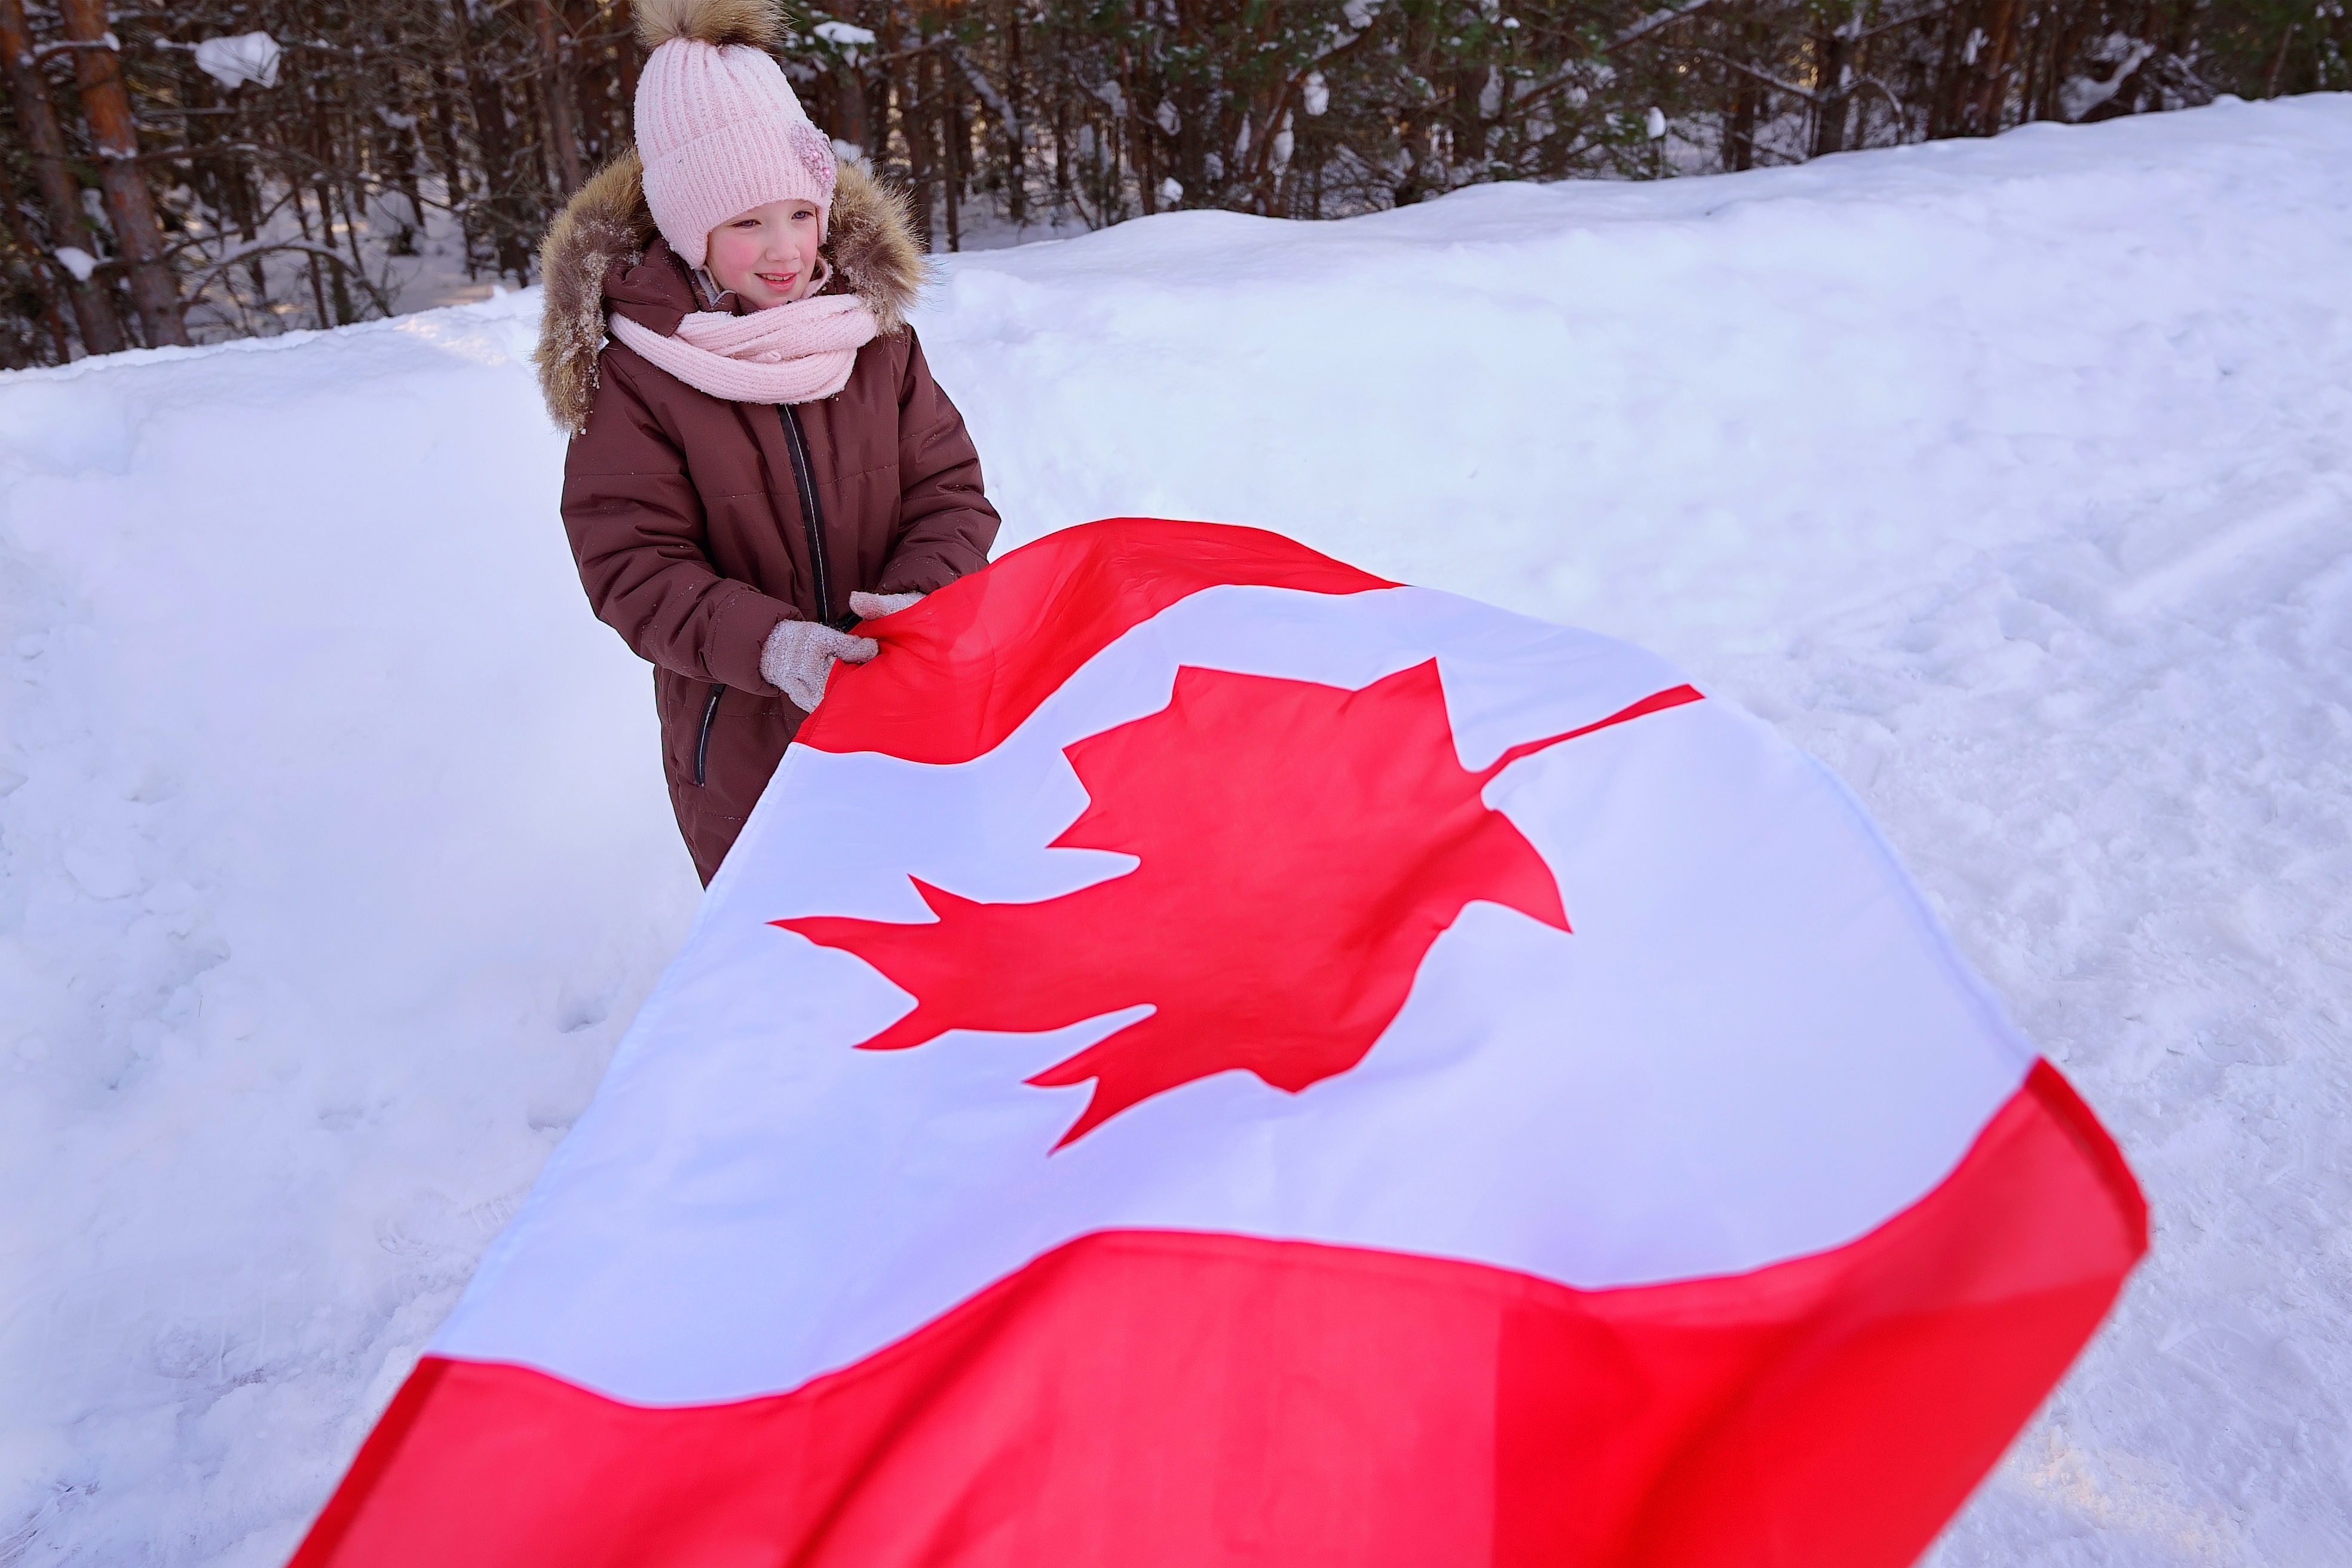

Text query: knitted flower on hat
(633, 0), (838, 269)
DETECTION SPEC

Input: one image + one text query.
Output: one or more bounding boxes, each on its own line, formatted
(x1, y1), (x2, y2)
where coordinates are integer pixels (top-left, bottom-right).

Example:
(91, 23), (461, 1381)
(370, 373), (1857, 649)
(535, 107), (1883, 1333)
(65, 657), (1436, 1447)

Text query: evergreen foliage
(0, 0), (2337, 363)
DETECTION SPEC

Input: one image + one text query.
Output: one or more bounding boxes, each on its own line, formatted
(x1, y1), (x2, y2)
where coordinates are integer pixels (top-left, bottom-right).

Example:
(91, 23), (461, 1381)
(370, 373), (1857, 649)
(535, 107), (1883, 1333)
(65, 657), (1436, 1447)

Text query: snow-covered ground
(2, 93), (2348, 1566)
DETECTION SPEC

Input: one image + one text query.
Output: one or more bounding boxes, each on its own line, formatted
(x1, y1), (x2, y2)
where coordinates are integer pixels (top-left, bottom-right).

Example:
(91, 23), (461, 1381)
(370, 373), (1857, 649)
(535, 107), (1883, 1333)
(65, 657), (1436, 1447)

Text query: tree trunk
(834, 59), (869, 154)
(1052, 97), (1072, 211)
(57, 0), (188, 345)
(615, 0), (641, 111)
(1961, 0), (2023, 134)
(942, 66), (963, 252)
(0, 0), (127, 353)
(0, 148), (74, 362)
(2264, 23), (2298, 96)
(288, 181), (333, 328)
(456, 10), (533, 283)
(569, 0), (612, 168)
(1726, 75), (1759, 171)
(536, 0), (585, 195)
(902, 63), (936, 249)
(1004, 0), (1027, 223)
(425, 59), (470, 205)
(1810, 24), (1852, 157)
(315, 181), (357, 324)
(382, 78), (429, 253)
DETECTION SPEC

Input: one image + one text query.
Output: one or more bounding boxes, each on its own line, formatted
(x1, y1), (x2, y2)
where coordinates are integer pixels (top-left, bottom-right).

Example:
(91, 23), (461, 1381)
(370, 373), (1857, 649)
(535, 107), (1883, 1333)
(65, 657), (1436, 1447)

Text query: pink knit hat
(632, 0), (838, 270)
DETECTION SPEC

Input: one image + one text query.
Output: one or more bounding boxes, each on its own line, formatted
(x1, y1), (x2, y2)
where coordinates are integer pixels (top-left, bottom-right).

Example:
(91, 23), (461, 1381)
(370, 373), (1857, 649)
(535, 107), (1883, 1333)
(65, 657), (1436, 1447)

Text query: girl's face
(705, 199), (822, 310)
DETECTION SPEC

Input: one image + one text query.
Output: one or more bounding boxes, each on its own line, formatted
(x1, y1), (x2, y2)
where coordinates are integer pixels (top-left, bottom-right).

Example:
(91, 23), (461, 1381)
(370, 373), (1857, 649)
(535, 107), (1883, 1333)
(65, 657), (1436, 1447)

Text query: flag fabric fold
(295, 517), (2144, 1568)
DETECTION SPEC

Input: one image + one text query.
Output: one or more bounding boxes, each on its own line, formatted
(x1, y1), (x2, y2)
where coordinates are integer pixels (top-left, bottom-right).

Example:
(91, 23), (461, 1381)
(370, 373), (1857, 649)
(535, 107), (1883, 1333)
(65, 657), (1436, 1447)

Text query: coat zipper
(693, 682), (722, 787)
(778, 404), (840, 626)
(699, 407), (831, 792)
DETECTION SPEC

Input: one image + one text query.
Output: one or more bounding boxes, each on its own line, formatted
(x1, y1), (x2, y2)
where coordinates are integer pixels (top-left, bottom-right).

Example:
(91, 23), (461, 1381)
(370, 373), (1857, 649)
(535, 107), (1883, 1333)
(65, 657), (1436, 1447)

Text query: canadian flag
(295, 519), (2144, 1567)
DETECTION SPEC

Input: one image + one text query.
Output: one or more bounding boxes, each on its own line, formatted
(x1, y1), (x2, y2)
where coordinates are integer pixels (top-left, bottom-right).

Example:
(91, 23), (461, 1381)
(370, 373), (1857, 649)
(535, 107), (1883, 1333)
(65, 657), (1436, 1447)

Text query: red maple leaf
(777, 662), (1699, 1146)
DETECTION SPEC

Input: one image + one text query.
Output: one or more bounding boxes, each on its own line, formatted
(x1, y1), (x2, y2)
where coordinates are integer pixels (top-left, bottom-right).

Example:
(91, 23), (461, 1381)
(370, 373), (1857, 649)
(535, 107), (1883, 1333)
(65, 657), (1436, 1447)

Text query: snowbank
(4, 94), (2349, 1564)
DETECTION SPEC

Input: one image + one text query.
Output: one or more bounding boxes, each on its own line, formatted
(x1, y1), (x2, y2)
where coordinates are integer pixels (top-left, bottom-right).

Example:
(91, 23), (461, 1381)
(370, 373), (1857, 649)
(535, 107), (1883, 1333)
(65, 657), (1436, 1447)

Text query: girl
(535, 0), (999, 884)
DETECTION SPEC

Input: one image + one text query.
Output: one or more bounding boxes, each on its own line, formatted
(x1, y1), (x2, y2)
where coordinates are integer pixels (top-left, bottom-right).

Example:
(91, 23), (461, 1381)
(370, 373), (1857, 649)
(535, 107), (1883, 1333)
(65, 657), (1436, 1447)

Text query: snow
(2, 92), (2348, 1565)
(191, 33), (284, 93)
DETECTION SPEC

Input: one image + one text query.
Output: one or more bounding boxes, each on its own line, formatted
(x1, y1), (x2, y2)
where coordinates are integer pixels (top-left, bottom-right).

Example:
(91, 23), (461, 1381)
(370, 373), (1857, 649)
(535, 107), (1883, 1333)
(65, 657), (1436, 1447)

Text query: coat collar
(534, 152), (926, 433)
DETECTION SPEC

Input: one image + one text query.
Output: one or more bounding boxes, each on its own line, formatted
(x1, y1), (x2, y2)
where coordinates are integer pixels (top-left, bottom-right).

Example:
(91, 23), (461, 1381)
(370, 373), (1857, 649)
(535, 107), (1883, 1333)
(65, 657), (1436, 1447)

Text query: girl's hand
(760, 620), (878, 712)
(849, 590), (925, 620)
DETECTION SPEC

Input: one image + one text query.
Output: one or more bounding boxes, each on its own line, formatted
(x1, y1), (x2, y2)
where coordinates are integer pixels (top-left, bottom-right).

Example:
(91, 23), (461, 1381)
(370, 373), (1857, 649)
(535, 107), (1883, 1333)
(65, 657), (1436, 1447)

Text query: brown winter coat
(536, 153), (1000, 883)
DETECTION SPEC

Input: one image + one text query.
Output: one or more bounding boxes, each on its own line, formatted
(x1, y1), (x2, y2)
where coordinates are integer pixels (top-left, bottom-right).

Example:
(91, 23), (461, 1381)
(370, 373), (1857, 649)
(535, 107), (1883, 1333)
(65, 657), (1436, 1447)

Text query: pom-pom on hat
(633, 0), (838, 270)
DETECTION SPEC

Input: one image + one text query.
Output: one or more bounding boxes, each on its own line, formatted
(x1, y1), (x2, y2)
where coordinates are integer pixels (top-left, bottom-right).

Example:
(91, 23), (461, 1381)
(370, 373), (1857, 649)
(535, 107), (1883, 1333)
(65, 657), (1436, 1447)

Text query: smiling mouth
(756, 271), (798, 291)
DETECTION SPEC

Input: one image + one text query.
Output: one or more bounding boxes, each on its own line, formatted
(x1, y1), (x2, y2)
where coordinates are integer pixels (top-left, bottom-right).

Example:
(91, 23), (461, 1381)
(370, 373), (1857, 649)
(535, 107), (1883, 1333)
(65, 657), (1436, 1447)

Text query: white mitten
(759, 619), (878, 712)
(849, 590), (926, 619)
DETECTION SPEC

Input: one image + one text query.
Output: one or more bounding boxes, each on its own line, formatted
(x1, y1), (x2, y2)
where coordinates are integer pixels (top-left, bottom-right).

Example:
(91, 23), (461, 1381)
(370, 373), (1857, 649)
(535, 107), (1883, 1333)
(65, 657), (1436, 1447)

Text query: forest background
(0, 0), (2339, 366)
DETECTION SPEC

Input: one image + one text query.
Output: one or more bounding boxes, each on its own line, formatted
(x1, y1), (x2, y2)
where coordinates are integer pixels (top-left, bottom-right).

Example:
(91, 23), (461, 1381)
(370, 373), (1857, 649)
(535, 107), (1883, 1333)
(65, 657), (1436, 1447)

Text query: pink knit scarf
(608, 291), (879, 406)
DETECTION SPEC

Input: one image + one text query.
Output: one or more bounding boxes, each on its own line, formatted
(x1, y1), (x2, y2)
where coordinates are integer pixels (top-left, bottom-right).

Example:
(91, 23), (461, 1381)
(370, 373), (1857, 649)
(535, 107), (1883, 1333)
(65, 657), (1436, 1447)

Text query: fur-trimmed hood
(534, 150), (926, 434)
